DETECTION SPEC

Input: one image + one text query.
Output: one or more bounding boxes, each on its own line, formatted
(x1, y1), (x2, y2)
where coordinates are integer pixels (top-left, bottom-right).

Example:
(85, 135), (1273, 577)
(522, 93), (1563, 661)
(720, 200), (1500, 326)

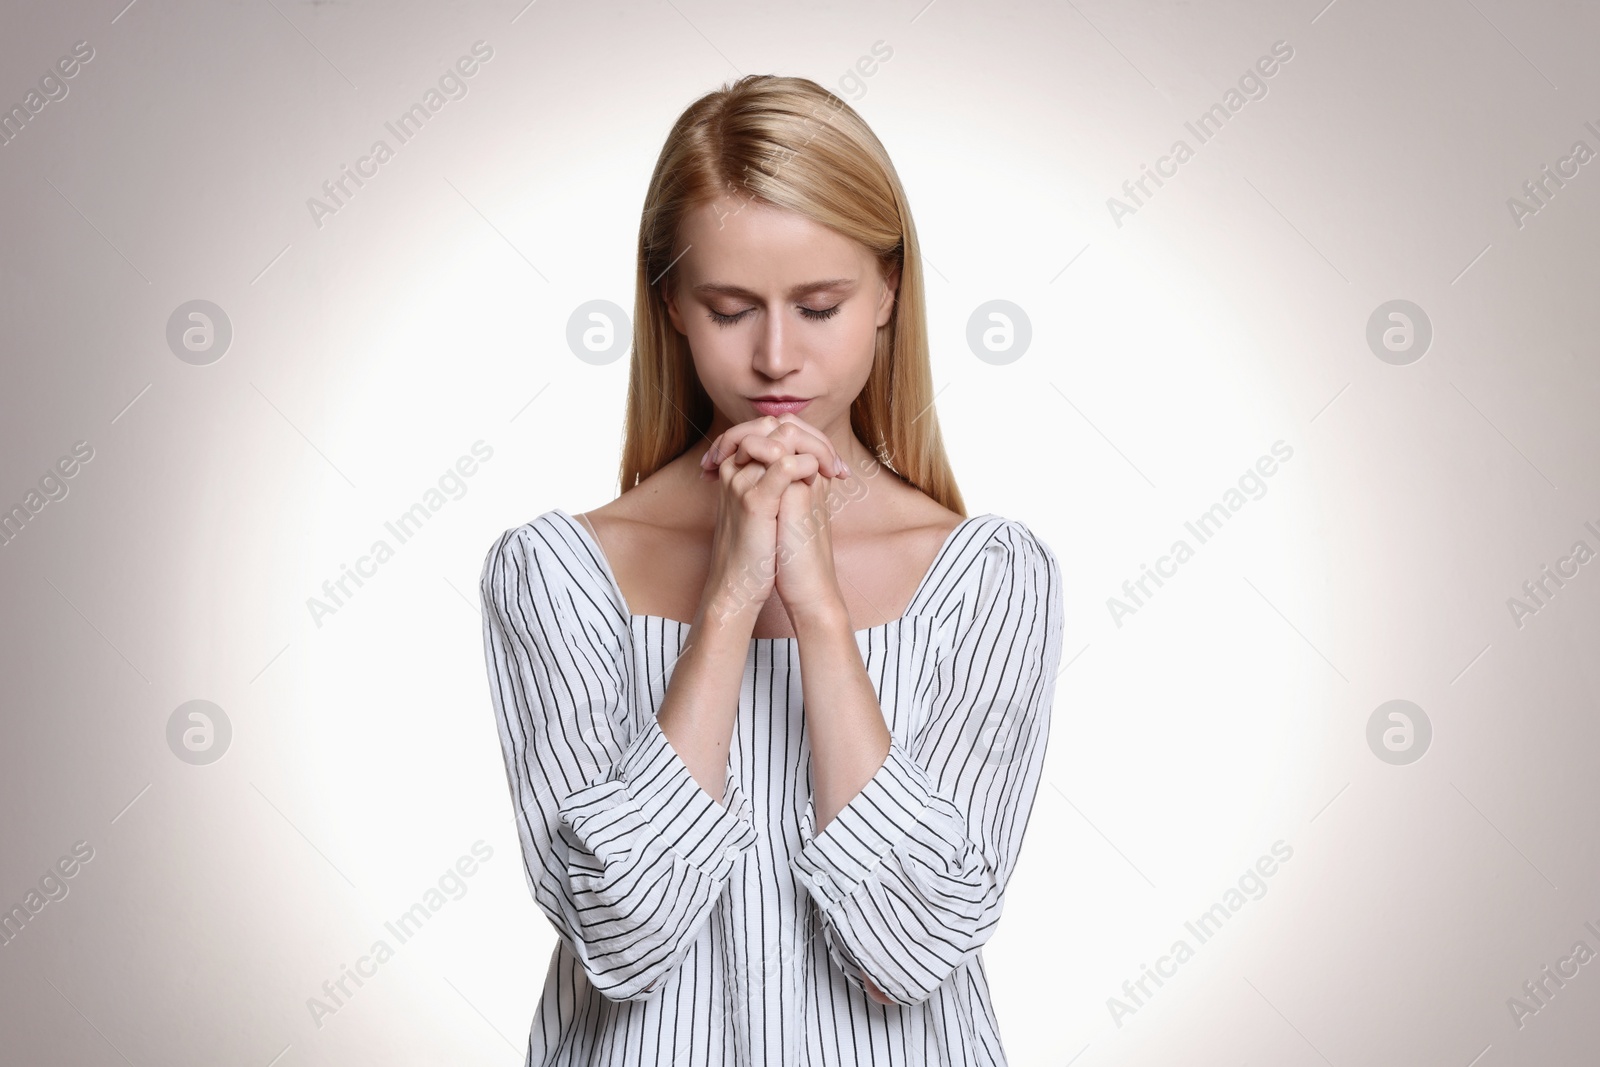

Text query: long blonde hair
(618, 73), (965, 516)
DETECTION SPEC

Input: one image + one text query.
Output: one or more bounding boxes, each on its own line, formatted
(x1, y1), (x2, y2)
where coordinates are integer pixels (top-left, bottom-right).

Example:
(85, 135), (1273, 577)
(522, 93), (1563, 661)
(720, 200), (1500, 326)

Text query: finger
(771, 412), (829, 440)
(742, 419), (851, 483)
(742, 435), (833, 490)
(764, 417), (849, 479)
(703, 414), (851, 479)
(703, 416), (781, 468)
(721, 449), (765, 489)
(701, 414), (847, 477)
(716, 421), (836, 482)
(721, 446), (799, 499)
(731, 433), (790, 470)
(749, 452), (822, 506)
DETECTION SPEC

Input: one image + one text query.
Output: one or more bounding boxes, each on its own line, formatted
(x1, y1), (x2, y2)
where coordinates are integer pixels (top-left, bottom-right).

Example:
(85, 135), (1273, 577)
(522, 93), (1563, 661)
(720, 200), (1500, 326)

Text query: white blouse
(479, 508), (1064, 1066)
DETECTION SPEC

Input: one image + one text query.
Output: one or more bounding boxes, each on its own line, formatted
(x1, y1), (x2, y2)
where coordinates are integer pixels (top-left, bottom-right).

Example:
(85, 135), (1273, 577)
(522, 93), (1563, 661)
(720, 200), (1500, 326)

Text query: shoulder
(571, 460), (704, 561)
(978, 514), (1061, 572)
(929, 513), (1062, 636)
(874, 476), (1056, 574)
(939, 512), (1060, 586)
(980, 515), (1061, 599)
(478, 509), (614, 615)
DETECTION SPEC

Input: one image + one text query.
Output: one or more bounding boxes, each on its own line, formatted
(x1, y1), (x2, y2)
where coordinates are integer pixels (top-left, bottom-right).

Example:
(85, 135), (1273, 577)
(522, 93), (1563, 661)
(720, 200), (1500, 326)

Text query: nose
(750, 307), (799, 380)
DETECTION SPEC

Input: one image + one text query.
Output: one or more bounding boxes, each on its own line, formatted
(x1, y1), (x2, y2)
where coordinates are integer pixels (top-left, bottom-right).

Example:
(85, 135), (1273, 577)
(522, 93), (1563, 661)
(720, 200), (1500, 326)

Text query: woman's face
(661, 197), (899, 445)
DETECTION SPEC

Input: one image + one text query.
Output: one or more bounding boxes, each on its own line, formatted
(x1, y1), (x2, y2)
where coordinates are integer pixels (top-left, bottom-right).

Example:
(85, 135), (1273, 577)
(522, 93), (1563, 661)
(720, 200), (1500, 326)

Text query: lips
(750, 396), (810, 415)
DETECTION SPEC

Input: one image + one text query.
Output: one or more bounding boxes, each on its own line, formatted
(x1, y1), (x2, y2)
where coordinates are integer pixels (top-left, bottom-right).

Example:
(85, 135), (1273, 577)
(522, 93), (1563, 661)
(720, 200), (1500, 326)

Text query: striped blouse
(478, 508), (1064, 1066)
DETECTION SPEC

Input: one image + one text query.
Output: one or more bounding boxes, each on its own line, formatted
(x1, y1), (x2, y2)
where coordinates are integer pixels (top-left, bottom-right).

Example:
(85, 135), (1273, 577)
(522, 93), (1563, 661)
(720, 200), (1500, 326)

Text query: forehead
(672, 198), (870, 287)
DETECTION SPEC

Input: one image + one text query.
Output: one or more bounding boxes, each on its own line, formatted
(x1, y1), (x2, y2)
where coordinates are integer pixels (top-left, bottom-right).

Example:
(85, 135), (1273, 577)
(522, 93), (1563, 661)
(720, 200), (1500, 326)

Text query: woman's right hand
(696, 415), (847, 629)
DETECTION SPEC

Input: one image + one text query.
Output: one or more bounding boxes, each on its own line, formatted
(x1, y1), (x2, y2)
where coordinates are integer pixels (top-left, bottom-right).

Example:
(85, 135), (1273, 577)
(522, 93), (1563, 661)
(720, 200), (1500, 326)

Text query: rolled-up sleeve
(789, 520), (1065, 1006)
(480, 521), (757, 1002)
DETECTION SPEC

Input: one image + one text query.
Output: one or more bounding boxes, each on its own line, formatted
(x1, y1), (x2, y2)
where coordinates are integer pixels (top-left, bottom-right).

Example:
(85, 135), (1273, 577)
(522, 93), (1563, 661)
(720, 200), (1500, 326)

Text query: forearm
(655, 597), (758, 806)
(792, 601), (891, 834)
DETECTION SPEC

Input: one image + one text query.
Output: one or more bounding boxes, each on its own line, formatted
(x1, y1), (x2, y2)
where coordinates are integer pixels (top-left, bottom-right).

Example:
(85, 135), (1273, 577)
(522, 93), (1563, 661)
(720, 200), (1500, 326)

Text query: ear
(875, 261), (900, 328)
(661, 279), (687, 335)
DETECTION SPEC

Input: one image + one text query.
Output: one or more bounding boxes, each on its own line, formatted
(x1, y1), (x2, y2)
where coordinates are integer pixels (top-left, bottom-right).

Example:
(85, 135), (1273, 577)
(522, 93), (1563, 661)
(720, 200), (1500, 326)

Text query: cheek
(686, 326), (743, 387)
(843, 304), (882, 356)
(813, 316), (877, 388)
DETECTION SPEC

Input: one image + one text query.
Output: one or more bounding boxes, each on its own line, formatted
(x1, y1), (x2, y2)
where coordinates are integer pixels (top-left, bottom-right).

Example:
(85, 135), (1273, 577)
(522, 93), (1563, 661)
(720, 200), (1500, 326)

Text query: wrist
(691, 598), (758, 648)
(788, 595), (851, 639)
(698, 569), (767, 632)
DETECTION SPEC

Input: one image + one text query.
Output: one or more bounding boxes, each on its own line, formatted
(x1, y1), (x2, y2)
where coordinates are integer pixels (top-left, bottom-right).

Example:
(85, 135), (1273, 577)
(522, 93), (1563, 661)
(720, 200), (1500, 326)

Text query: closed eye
(707, 304), (842, 327)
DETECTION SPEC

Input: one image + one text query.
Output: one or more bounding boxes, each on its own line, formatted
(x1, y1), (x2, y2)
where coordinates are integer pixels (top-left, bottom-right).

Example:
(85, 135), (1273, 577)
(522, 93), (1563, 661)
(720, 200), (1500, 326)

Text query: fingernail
(835, 458), (850, 477)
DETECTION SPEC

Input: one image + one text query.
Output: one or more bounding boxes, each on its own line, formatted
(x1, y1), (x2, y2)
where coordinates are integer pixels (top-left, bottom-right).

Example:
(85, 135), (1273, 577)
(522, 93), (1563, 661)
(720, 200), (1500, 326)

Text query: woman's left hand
(772, 461), (847, 625)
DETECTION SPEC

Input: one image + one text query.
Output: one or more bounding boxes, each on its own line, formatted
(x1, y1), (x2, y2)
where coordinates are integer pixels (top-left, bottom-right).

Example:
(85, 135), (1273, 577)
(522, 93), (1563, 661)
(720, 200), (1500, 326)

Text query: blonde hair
(618, 73), (965, 516)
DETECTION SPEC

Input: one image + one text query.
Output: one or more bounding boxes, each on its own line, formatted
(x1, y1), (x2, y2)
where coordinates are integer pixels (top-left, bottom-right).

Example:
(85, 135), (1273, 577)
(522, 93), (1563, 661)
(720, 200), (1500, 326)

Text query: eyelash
(707, 305), (841, 327)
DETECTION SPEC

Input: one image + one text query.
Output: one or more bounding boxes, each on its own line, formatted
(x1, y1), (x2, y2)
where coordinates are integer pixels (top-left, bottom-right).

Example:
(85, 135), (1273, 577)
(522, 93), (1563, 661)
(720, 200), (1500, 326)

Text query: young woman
(480, 74), (1064, 1067)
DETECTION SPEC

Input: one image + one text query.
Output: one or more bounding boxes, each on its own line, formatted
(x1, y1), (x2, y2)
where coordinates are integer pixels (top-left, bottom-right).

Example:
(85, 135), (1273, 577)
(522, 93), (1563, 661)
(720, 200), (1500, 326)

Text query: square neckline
(555, 507), (990, 643)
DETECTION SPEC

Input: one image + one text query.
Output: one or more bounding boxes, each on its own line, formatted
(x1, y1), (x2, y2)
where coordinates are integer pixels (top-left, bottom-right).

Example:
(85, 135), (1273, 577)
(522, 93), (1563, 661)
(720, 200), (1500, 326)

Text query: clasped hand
(698, 414), (852, 628)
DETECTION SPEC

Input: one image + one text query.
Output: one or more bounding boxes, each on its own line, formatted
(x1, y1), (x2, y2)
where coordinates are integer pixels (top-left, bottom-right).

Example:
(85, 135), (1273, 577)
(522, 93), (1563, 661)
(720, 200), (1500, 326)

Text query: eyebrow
(692, 278), (856, 299)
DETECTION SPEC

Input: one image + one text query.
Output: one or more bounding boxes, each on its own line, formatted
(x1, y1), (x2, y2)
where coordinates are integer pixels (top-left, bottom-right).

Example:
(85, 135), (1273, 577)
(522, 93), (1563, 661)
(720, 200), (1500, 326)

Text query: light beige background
(1, 0), (1597, 1064)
